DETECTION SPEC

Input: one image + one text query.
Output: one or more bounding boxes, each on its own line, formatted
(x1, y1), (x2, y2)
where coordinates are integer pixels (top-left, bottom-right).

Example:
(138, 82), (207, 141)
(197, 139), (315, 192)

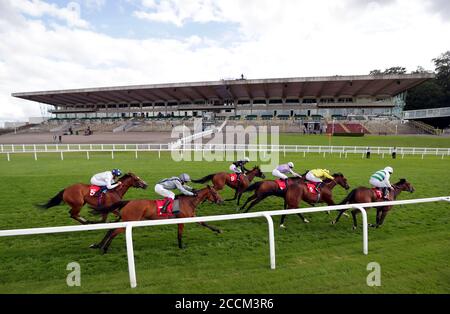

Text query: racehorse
(192, 166), (265, 205)
(37, 173), (148, 224)
(331, 179), (415, 229)
(279, 173), (350, 227)
(89, 185), (224, 253)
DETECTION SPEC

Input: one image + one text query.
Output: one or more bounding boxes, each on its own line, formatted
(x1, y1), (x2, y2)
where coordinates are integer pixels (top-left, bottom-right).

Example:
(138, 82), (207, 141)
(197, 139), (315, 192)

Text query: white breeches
(306, 172), (322, 183)
(229, 164), (242, 173)
(154, 184), (175, 199)
(369, 178), (389, 188)
(90, 178), (108, 187)
(272, 169), (288, 180)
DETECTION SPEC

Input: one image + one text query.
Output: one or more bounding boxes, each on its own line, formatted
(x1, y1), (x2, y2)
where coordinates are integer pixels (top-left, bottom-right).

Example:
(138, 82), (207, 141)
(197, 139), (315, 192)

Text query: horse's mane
(393, 178), (407, 186)
(118, 173), (134, 181)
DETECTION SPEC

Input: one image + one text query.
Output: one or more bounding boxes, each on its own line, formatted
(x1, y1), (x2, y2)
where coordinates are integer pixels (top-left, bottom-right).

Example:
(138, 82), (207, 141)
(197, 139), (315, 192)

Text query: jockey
(272, 162), (301, 183)
(230, 157), (250, 175)
(229, 157), (250, 185)
(90, 169), (122, 193)
(305, 169), (334, 192)
(369, 166), (394, 200)
(155, 173), (196, 213)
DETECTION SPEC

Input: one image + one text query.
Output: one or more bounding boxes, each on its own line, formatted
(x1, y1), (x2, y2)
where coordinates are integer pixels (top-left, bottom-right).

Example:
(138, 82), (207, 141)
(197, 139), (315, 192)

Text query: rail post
(263, 213), (276, 270)
(353, 206), (368, 255)
(125, 224), (137, 288)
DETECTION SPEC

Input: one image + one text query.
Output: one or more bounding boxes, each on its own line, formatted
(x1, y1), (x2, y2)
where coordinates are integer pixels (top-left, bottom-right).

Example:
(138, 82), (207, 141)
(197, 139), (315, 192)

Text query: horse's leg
(298, 213), (309, 223)
(239, 193), (257, 212)
(375, 209), (389, 228)
(280, 214), (287, 228)
(69, 205), (89, 225)
(236, 191), (243, 206)
(197, 222), (222, 234)
(225, 189), (239, 201)
(351, 209), (358, 230)
(100, 228), (125, 254)
(90, 229), (114, 249)
(178, 223), (185, 249)
(332, 209), (347, 224)
(243, 195), (266, 213)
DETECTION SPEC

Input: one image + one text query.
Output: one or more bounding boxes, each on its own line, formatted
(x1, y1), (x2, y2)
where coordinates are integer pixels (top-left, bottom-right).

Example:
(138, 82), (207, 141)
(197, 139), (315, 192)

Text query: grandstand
(8, 73), (437, 135)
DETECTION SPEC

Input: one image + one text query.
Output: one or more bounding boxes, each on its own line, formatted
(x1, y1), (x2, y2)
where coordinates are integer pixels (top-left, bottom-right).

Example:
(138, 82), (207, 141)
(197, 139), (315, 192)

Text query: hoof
(326, 211), (331, 215)
(352, 226), (357, 230)
(100, 248), (108, 255)
(303, 219), (310, 224)
(216, 229), (223, 234)
(89, 243), (100, 249)
(343, 212), (349, 218)
(331, 220), (336, 225)
(279, 224), (286, 229)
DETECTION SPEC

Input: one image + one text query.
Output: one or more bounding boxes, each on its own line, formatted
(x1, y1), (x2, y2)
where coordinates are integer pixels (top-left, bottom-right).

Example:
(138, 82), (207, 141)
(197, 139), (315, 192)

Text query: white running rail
(0, 196), (448, 288)
(0, 143), (449, 161)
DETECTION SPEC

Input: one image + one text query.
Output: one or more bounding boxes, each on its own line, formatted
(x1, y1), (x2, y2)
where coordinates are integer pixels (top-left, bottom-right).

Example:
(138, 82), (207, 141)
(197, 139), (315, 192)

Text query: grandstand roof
(12, 73), (434, 106)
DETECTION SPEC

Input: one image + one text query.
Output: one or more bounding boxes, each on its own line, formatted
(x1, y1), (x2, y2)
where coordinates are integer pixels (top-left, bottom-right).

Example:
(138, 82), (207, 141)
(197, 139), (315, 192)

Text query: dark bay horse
(240, 173), (349, 217)
(279, 173), (350, 227)
(38, 173), (148, 224)
(332, 179), (415, 229)
(238, 176), (304, 213)
(192, 166), (265, 205)
(89, 186), (224, 253)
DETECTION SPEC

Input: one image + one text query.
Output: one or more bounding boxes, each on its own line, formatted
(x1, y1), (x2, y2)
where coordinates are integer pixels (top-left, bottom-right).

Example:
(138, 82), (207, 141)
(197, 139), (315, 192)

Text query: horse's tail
(36, 189), (65, 209)
(243, 181), (263, 193)
(90, 200), (130, 215)
(339, 188), (357, 205)
(192, 174), (215, 184)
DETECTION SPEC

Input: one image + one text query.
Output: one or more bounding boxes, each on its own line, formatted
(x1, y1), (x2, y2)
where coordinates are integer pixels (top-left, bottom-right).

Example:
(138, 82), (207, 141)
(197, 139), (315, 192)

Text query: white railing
(0, 143), (449, 161)
(403, 107), (450, 119)
(0, 196), (448, 288)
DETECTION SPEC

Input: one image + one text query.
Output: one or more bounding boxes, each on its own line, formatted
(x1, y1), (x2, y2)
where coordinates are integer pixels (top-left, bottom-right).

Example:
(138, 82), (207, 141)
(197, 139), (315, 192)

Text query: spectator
(53, 134), (57, 143)
(392, 147), (397, 159)
(68, 127), (73, 135)
(58, 135), (62, 143)
(366, 147), (371, 159)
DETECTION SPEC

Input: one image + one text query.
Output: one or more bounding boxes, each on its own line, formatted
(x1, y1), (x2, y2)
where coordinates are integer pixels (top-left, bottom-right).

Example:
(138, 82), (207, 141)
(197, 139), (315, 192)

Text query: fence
(1, 143), (449, 161)
(0, 196), (448, 288)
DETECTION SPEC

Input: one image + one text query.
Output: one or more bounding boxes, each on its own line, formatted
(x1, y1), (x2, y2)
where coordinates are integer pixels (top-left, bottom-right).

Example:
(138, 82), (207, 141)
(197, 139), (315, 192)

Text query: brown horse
(331, 179), (415, 229)
(279, 173), (350, 227)
(240, 173), (349, 216)
(239, 176), (304, 213)
(192, 166), (265, 204)
(38, 173), (148, 224)
(89, 185), (224, 253)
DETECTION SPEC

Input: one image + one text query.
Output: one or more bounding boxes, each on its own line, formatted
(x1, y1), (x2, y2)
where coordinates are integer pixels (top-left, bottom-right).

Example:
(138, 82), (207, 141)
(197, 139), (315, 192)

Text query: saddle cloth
(372, 188), (383, 200)
(155, 198), (180, 217)
(89, 185), (101, 196)
(229, 173), (243, 182)
(275, 179), (287, 190)
(306, 183), (319, 195)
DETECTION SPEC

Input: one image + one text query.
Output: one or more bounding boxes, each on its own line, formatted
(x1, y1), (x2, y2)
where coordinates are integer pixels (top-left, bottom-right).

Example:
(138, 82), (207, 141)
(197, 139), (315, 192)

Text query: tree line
(369, 51), (450, 111)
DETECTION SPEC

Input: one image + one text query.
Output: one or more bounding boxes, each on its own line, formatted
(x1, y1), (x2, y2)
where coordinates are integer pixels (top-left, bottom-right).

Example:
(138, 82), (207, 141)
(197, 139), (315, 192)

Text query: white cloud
(1, 0), (449, 122)
(10, 0), (89, 28)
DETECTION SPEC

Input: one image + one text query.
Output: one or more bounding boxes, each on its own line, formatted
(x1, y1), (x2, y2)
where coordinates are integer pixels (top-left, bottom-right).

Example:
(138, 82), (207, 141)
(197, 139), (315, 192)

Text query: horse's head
(333, 173), (350, 190)
(395, 178), (415, 193)
(120, 172), (148, 190)
(252, 166), (266, 179)
(206, 185), (224, 204)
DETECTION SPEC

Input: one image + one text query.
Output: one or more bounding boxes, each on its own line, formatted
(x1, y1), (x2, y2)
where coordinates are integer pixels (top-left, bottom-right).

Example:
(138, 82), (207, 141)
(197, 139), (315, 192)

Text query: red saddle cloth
(306, 183), (319, 195)
(229, 173), (243, 182)
(89, 185), (101, 196)
(372, 188), (383, 200)
(275, 179), (287, 190)
(155, 198), (175, 217)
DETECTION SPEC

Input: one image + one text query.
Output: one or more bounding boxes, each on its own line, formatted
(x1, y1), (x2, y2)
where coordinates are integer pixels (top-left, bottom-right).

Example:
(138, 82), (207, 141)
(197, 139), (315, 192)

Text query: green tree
(383, 66), (407, 74)
(432, 51), (450, 100)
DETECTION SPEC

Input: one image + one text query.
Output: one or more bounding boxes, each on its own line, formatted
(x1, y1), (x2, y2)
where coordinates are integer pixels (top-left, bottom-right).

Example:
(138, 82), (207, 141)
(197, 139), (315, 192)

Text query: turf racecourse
(0, 139), (449, 293)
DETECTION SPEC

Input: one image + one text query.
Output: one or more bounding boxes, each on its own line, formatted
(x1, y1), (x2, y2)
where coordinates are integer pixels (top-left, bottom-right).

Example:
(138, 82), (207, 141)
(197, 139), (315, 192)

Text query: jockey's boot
(101, 186), (108, 194)
(161, 198), (171, 214)
(382, 187), (389, 200)
(285, 178), (289, 186)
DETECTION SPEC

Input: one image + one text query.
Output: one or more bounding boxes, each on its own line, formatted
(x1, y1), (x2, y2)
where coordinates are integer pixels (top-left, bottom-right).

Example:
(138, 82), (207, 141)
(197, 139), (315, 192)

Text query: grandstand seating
(277, 115), (290, 120)
(245, 115), (258, 120)
(261, 115), (273, 120)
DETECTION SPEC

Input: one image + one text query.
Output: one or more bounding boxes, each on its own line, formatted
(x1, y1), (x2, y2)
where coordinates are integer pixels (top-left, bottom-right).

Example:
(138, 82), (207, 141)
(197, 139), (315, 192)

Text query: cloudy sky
(1, 0), (449, 122)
